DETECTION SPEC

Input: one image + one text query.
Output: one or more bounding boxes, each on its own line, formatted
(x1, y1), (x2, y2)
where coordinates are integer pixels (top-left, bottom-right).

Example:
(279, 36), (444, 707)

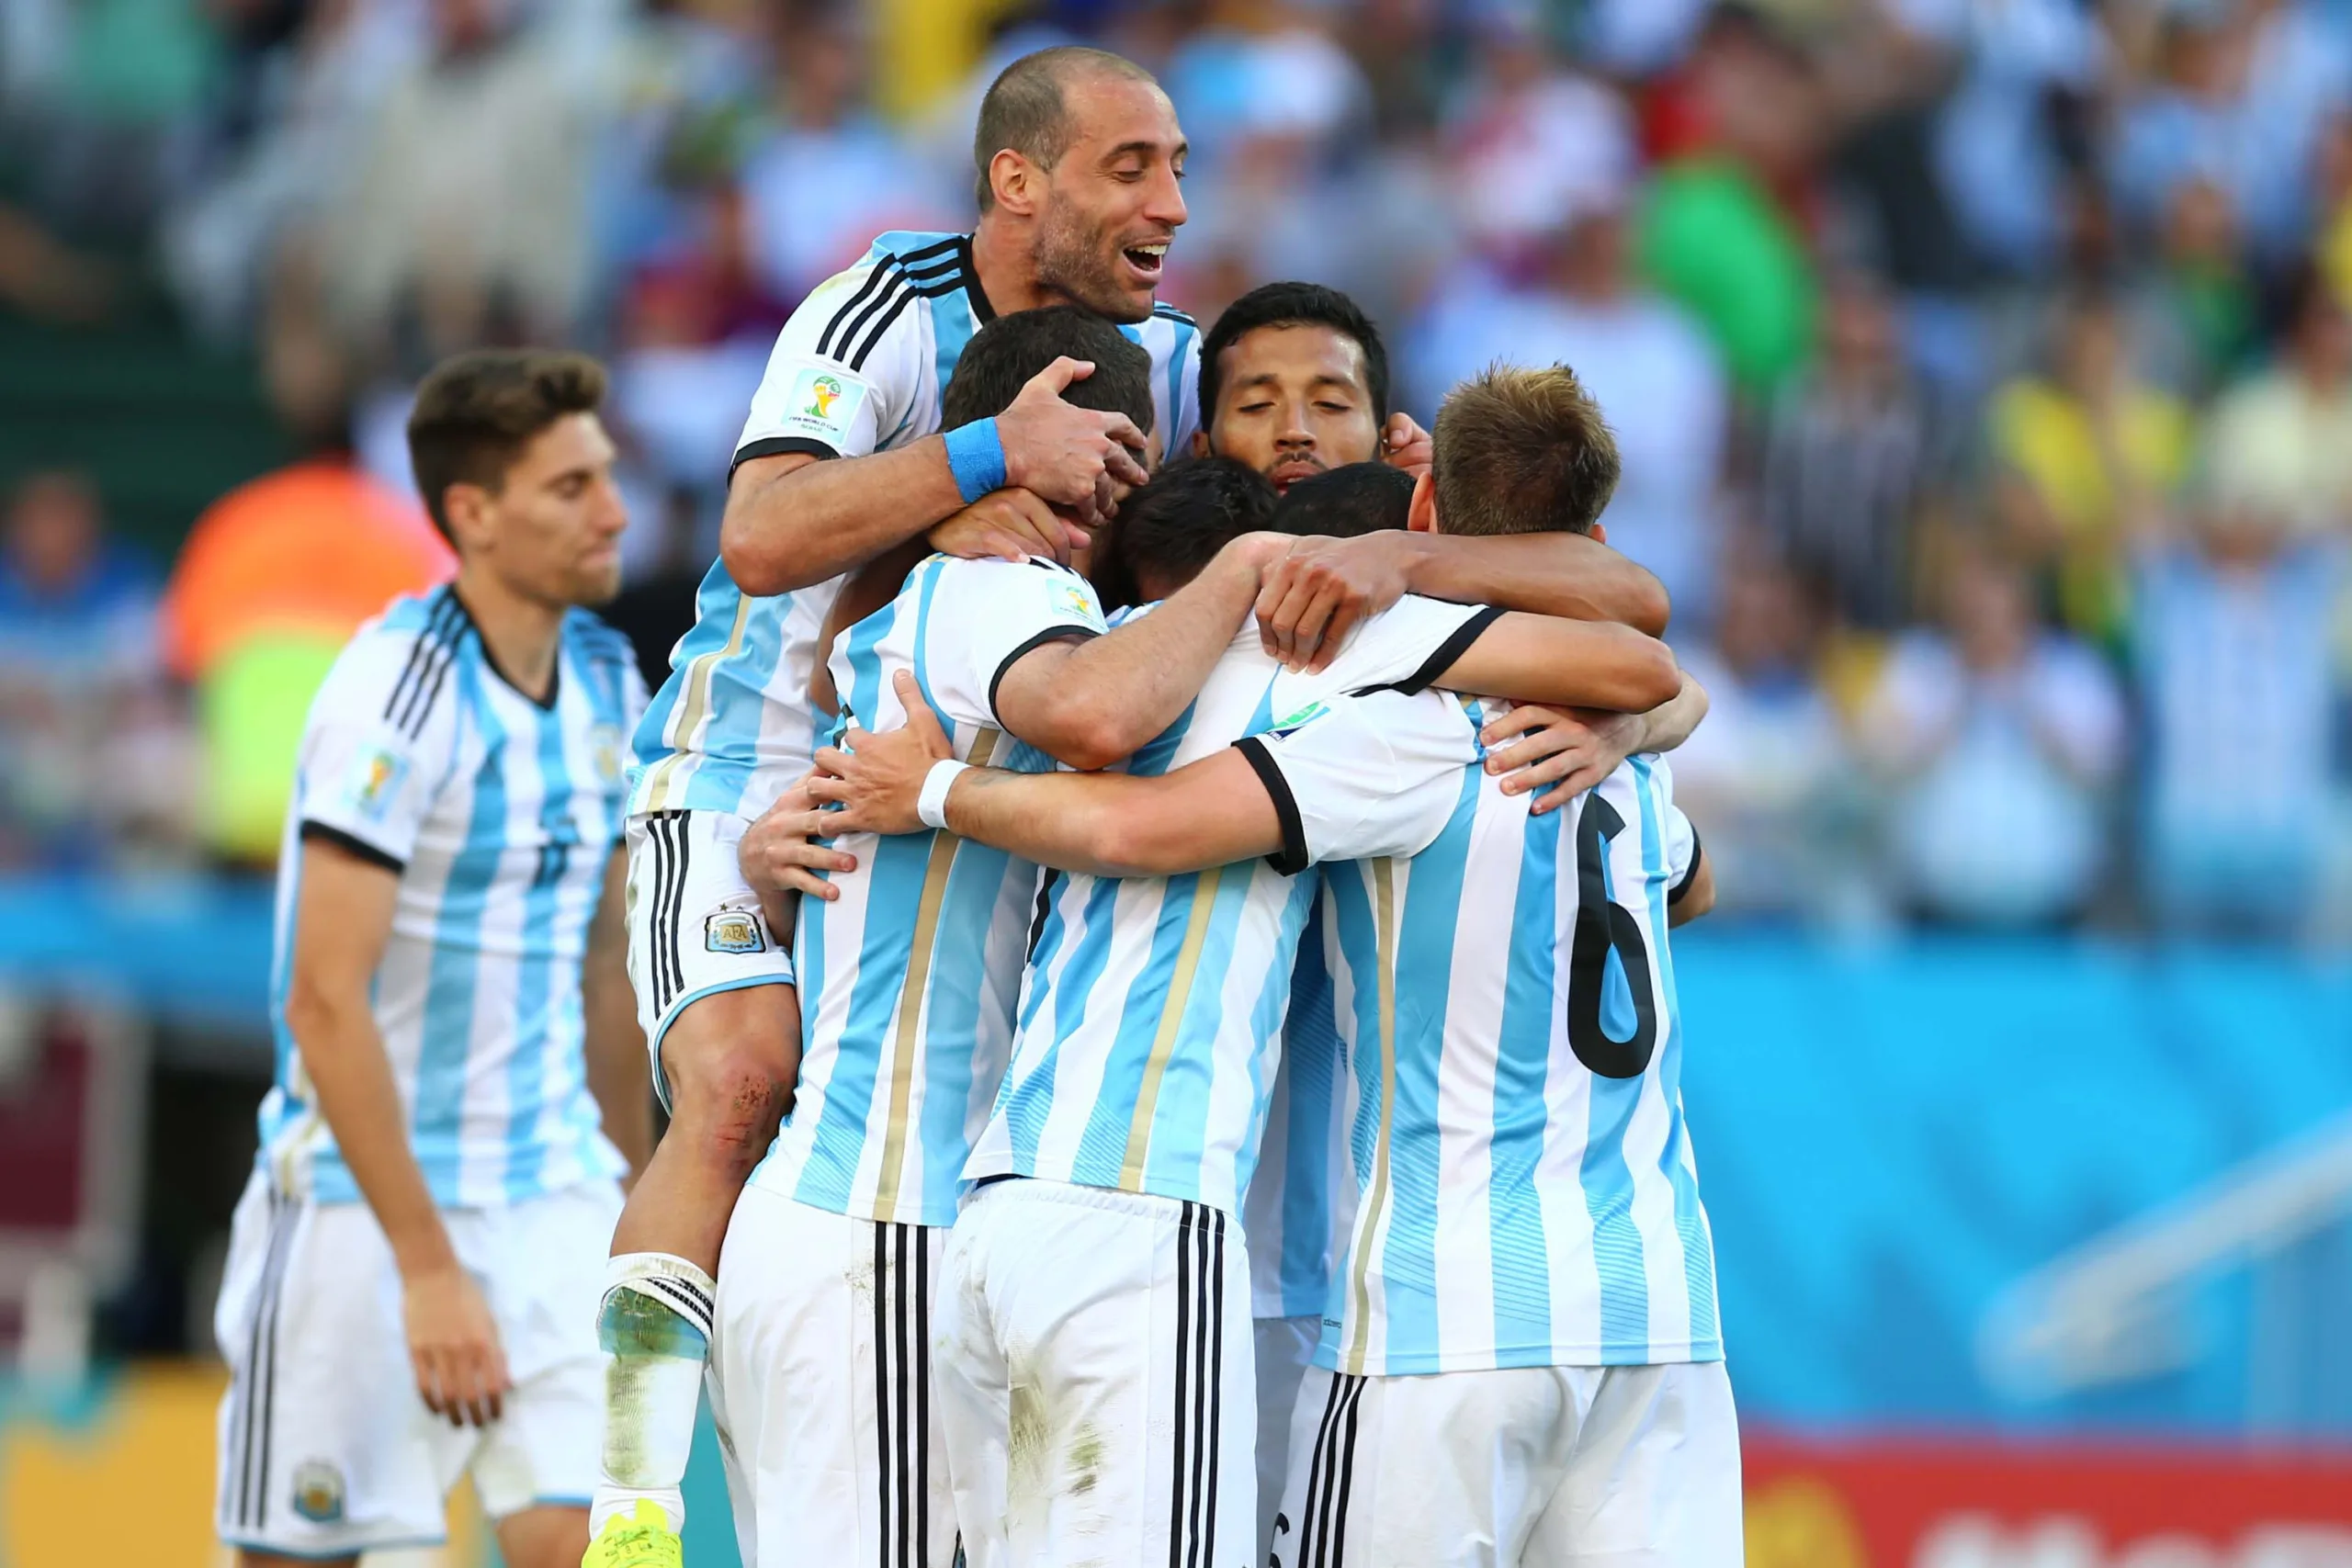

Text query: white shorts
(935, 1179), (1257, 1568)
(1273, 1360), (1742, 1568)
(212, 1172), (621, 1558)
(1254, 1314), (1321, 1565)
(706, 1186), (956, 1568)
(625, 808), (795, 1108)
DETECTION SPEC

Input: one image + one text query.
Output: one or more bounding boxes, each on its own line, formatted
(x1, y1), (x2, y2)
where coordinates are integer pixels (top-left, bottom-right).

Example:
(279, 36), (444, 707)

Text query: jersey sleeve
(1165, 316), (1203, 457)
(1233, 688), (1481, 874)
(1647, 759), (1702, 902)
(1319, 594), (1502, 696)
(732, 252), (927, 471)
(913, 558), (1110, 730)
(293, 626), (459, 871)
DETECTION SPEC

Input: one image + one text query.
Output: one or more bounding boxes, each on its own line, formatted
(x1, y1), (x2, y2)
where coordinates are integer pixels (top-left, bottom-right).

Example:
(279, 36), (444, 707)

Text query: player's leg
(979, 1180), (1256, 1568)
(1275, 1366), (1570, 1568)
(932, 1195), (1015, 1568)
(594, 809), (798, 1543)
(707, 1185), (956, 1566)
(1252, 1312), (1321, 1562)
(213, 1176), (464, 1564)
(469, 1183), (622, 1568)
(1531, 1361), (1744, 1568)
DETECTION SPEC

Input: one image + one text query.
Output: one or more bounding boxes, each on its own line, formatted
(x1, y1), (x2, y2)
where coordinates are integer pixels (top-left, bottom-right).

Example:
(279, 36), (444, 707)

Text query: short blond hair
(1431, 364), (1621, 536)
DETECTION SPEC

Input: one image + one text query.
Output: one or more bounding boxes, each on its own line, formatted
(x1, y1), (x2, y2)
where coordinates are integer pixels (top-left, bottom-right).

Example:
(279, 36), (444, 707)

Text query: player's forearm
(721, 439), (964, 595)
(283, 988), (457, 1277)
(944, 758), (1278, 877)
(1628, 671), (1709, 755)
(1396, 532), (1669, 636)
(1446, 617), (1683, 713)
(582, 968), (653, 1181)
(1023, 543), (1264, 771)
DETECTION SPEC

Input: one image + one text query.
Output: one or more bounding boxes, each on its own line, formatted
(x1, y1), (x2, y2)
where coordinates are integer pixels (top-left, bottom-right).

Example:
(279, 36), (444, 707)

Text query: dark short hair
(1432, 365), (1619, 536)
(1198, 281), (1389, 432)
(941, 306), (1154, 435)
(1091, 457), (1274, 609)
(407, 350), (606, 542)
(973, 46), (1158, 210)
(1273, 461), (1414, 539)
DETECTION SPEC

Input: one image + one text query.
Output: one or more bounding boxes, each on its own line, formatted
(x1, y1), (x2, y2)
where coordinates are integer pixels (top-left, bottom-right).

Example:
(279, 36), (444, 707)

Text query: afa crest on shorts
(707, 909), (768, 954)
(290, 1460), (346, 1523)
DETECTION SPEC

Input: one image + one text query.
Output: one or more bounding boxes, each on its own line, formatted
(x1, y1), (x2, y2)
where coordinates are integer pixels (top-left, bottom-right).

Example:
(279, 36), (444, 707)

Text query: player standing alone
(213, 351), (652, 1568)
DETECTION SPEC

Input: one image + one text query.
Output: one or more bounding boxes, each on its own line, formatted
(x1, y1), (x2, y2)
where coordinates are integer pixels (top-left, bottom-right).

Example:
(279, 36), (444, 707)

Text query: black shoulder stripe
(381, 593), (462, 726)
(888, 234), (965, 269)
(833, 267), (913, 369)
(395, 615), (469, 739)
(849, 284), (922, 373)
(818, 259), (902, 360)
(1153, 303), (1197, 326)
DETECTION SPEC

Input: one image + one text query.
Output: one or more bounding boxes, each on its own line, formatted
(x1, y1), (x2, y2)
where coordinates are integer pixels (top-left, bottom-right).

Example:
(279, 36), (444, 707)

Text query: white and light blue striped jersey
(748, 553), (1105, 1226)
(256, 586), (646, 1208)
(629, 229), (1202, 822)
(1245, 920), (1362, 1319)
(967, 597), (1498, 1215)
(1316, 745), (1720, 1376)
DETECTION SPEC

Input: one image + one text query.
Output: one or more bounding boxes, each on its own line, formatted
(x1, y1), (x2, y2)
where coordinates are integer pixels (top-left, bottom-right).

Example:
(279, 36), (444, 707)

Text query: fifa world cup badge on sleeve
(783, 367), (871, 446)
(707, 908), (769, 954)
(1053, 580), (1108, 632)
(345, 743), (411, 821)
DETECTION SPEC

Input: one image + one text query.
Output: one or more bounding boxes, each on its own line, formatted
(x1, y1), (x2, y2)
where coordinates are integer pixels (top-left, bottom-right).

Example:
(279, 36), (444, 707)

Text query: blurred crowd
(6, 0), (2352, 938)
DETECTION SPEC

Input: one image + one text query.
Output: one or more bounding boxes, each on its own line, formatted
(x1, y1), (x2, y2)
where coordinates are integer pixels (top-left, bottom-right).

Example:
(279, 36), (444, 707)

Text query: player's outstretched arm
(993, 532), (1291, 772)
(810, 670), (1283, 876)
(1254, 528), (1670, 671)
(1432, 615), (1682, 714)
(582, 845), (654, 1184)
(284, 836), (511, 1428)
(722, 358), (1150, 596)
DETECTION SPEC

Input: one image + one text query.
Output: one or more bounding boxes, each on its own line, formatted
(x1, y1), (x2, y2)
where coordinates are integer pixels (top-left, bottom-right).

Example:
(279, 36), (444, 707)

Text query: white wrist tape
(917, 760), (970, 830)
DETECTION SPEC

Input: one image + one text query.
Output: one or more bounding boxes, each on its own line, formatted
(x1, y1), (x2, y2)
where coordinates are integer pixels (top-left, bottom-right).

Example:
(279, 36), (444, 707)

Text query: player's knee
(664, 1037), (789, 1163)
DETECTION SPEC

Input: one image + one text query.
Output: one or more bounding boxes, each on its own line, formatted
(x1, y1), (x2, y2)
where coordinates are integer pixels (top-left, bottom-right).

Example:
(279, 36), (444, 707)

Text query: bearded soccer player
(215, 352), (650, 1568)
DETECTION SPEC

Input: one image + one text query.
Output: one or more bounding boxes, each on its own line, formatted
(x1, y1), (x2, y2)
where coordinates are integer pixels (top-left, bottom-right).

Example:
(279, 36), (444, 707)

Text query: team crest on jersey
(345, 744), (411, 821)
(782, 367), (869, 445)
(290, 1461), (345, 1523)
(706, 909), (767, 954)
(589, 723), (626, 789)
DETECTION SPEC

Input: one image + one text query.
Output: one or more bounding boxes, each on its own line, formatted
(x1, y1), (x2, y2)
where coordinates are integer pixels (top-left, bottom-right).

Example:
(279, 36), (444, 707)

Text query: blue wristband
(944, 418), (1008, 504)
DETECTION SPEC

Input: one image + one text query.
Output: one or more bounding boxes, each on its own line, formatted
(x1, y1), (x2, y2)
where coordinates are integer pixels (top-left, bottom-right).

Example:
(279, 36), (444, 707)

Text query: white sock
(589, 1252), (715, 1536)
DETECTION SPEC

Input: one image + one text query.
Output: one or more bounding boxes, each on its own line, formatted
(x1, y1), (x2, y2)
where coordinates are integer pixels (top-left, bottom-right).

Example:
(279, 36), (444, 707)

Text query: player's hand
(996, 357), (1152, 511)
(808, 671), (954, 836)
(1479, 704), (1643, 814)
(401, 1261), (510, 1428)
(929, 487), (1089, 566)
(740, 776), (856, 899)
(1380, 412), (1432, 479)
(1254, 532), (1413, 673)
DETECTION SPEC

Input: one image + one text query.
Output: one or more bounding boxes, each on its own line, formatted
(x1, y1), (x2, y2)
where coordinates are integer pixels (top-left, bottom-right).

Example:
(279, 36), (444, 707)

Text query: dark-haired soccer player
(703, 307), (1292, 1568)
(215, 352), (650, 1568)
(1195, 280), (1419, 493)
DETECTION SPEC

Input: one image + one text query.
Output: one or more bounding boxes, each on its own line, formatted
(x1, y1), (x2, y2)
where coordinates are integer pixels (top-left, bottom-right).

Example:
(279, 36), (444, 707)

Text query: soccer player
(704, 306), (1301, 1568)
(213, 351), (650, 1568)
(804, 478), (1683, 1568)
(1277, 368), (1736, 1568)
(1193, 281), (1419, 495)
(593, 45), (1188, 1558)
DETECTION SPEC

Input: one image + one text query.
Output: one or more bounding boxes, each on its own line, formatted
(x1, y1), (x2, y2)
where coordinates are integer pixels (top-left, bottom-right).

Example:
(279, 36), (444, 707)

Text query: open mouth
(1121, 242), (1168, 281)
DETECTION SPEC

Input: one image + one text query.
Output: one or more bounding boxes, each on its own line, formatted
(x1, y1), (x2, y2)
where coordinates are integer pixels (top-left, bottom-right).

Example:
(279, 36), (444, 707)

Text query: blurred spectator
(1758, 269), (1954, 632)
(2110, 0), (2350, 265)
(1988, 289), (2192, 648)
(2202, 265), (2352, 541)
(739, 0), (951, 310)
(159, 315), (452, 870)
(0, 473), (187, 870)
(1415, 205), (1727, 624)
(2124, 177), (2258, 401)
(1669, 553), (1863, 924)
(1858, 547), (2126, 927)
(2135, 497), (2343, 940)
(1440, 8), (1635, 265)
(319, 0), (595, 367)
